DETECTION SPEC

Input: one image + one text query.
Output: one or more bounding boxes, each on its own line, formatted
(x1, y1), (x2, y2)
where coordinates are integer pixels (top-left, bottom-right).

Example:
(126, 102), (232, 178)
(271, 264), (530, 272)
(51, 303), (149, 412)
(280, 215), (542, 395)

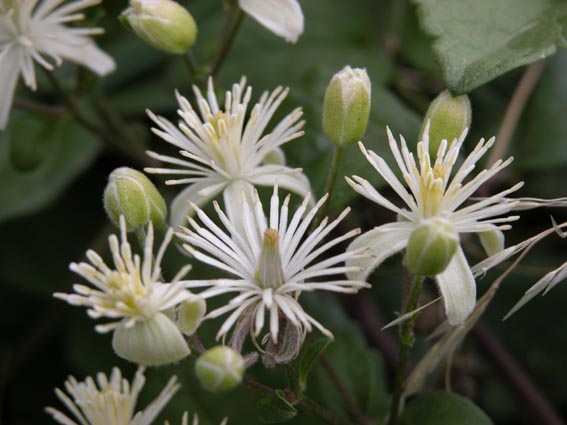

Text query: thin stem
(13, 99), (65, 116)
(92, 92), (153, 166)
(45, 71), (111, 142)
(472, 322), (565, 425)
(313, 145), (345, 228)
(183, 50), (200, 82)
(207, 6), (245, 81)
(388, 274), (424, 425)
(319, 353), (372, 425)
(486, 61), (546, 167)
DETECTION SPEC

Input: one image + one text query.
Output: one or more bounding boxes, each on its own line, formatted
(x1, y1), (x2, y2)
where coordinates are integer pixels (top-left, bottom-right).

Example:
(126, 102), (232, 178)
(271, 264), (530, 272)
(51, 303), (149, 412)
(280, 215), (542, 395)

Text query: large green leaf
(0, 111), (101, 223)
(414, 0), (567, 94)
(400, 391), (493, 425)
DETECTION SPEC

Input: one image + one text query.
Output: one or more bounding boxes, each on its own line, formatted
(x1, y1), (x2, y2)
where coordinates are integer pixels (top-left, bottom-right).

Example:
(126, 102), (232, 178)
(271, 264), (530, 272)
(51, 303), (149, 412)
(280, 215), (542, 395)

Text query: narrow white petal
(239, 0), (304, 43)
(435, 247), (476, 325)
(345, 223), (412, 281)
(170, 181), (224, 229)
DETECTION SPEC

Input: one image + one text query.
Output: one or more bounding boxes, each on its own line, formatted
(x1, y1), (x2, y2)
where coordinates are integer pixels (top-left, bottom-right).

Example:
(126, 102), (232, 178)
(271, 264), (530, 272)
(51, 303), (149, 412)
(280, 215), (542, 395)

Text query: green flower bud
(405, 218), (459, 276)
(176, 296), (206, 335)
(120, 0), (198, 54)
(112, 313), (190, 366)
(322, 66), (371, 146)
(103, 167), (167, 232)
(420, 90), (472, 157)
(195, 346), (245, 392)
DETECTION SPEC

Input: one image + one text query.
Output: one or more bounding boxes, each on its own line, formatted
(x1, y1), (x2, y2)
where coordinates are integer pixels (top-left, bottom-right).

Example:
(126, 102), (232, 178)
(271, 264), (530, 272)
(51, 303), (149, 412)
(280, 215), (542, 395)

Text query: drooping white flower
(46, 367), (179, 425)
(145, 77), (311, 228)
(239, 0), (304, 43)
(0, 0), (116, 129)
(54, 216), (195, 365)
(177, 186), (369, 346)
(346, 124), (522, 325)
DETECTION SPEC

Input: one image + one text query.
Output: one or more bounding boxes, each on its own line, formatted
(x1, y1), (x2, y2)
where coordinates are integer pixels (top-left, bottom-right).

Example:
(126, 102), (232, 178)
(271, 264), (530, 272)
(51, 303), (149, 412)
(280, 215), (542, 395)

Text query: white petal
(239, 0), (304, 43)
(435, 247), (476, 325)
(345, 222), (412, 281)
(0, 50), (21, 129)
(170, 181), (224, 229)
(38, 39), (116, 76)
(223, 179), (256, 226)
(248, 165), (313, 201)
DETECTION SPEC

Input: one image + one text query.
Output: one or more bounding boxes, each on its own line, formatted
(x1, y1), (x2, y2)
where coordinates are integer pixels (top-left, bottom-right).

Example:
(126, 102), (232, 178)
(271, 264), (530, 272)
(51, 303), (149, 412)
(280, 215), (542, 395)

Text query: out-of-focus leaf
(414, 0), (567, 94)
(400, 391), (493, 425)
(0, 111), (101, 223)
(9, 113), (59, 171)
(297, 338), (332, 393)
(256, 390), (298, 423)
(295, 294), (389, 422)
(513, 51), (567, 170)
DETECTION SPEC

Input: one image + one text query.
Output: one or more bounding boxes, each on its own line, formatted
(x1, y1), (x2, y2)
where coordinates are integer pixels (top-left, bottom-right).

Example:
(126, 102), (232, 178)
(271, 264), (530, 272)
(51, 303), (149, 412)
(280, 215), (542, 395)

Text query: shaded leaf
(415, 0), (567, 93)
(400, 391), (493, 425)
(0, 111), (101, 223)
(256, 390), (298, 423)
(297, 338), (332, 393)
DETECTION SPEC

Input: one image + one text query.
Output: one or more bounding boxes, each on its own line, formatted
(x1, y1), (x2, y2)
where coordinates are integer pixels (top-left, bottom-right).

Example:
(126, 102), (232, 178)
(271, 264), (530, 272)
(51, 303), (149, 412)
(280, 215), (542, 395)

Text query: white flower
(54, 216), (194, 365)
(145, 77), (311, 228)
(0, 0), (116, 129)
(239, 0), (304, 43)
(177, 186), (369, 345)
(46, 367), (179, 425)
(346, 124), (522, 325)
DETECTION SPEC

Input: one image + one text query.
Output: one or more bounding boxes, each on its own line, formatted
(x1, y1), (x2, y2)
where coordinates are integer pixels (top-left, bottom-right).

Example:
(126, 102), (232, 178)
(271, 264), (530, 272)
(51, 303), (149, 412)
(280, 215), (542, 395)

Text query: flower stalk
(389, 273), (424, 425)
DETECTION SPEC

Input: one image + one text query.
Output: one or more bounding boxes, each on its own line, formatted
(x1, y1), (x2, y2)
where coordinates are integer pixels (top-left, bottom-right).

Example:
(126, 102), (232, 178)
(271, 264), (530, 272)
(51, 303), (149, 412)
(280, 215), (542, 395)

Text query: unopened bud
(120, 0), (198, 54)
(322, 66), (371, 146)
(112, 313), (190, 366)
(420, 90), (471, 156)
(405, 218), (459, 276)
(195, 346), (245, 392)
(104, 167), (167, 232)
(176, 296), (206, 335)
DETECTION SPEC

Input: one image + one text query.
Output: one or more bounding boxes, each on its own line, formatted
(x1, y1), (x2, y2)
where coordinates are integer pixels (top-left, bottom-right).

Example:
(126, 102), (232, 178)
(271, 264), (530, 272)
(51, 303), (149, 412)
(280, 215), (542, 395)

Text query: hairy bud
(405, 218), (459, 276)
(322, 66), (371, 146)
(120, 0), (198, 54)
(103, 167), (167, 232)
(195, 346), (245, 392)
(420, 90), (471, 156)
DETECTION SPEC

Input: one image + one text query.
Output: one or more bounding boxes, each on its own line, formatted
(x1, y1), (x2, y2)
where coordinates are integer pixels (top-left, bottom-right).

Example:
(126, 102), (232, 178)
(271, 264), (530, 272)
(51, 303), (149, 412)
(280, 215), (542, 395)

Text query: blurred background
(0, 0), (565, 424)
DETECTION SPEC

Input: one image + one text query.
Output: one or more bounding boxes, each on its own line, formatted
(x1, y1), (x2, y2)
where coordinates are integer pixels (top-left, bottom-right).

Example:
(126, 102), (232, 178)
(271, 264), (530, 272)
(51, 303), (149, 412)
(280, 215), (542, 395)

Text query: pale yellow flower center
(417, 143), (451, 218)
(256, 229), (284, 289)
(106, 271), (148, 312)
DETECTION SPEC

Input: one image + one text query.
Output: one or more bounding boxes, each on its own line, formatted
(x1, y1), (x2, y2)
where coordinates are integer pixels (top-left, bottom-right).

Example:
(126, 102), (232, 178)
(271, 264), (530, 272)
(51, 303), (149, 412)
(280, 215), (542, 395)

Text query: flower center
(256, 229), (285, 289)
(417, 142), (451, 218)
(106, 271), (148, 311)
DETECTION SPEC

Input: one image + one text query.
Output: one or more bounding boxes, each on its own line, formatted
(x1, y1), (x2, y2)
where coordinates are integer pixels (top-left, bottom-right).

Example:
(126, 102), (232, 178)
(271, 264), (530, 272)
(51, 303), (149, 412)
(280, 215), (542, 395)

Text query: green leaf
(0, 111), (101, 223)
(256, 390), (298, 423)
(415, 0), (567, 94)
(400, 391), (493, 425)
(297, 338), (332, 393)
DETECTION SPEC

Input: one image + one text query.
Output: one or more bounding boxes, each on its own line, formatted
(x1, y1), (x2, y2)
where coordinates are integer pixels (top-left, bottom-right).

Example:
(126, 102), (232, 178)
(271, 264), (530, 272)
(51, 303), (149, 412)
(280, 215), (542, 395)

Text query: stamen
(256, 229), (285, 289)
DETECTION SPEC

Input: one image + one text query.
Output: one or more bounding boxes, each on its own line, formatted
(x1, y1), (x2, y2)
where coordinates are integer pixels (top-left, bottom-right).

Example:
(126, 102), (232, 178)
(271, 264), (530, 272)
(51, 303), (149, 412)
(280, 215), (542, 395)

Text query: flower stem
(388, 273), (424, 425)
(313, 145), (345, 228)
(183, 50), (200, 82)
(207, 6), (245, 81)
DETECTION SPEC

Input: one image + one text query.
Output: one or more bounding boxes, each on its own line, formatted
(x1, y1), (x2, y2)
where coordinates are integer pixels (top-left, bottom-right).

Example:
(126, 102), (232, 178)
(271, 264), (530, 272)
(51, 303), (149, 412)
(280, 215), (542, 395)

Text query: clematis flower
(145, 77), (311, 228)
(177, 186), (369, 349)
(346, 124), (522, 325)
(239, 0), (304, 43)
(46, 367), (179, 425)
(0, 0), (116, 129)
(54, 217), (195, 366)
